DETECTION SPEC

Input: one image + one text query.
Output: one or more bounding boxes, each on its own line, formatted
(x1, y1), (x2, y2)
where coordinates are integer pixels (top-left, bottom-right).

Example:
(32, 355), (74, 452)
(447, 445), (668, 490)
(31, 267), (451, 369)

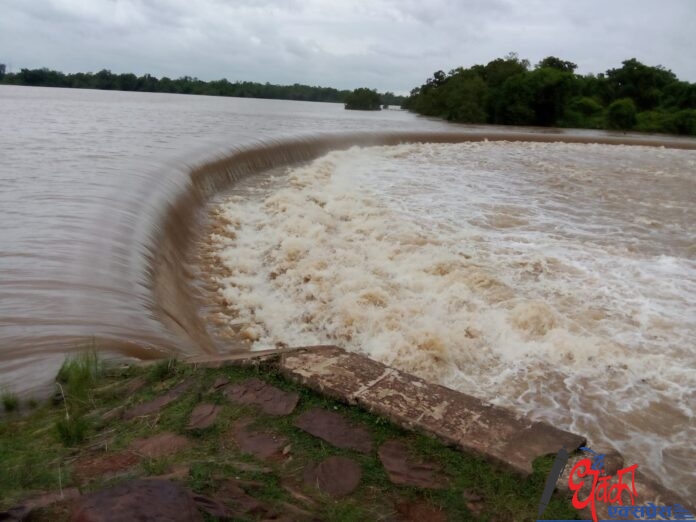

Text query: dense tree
(536, 56), (577, 73)
(344, 88), (382, 110)
(443, 71), (488, 123)
(402, 54), (696, 136)
(606, 98), (637, 130)
(605, 59), (676, 111)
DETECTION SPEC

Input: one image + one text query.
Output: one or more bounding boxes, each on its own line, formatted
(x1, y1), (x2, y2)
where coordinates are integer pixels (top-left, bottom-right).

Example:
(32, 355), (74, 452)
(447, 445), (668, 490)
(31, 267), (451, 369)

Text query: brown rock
(122, 376), (148, 395)
(395, 500), (447, 522)
(70, 479), (202, 522)
(232, 420), (288, 460)
(130, 432), (190, 459)
(211, 377), (230, 391)
(186, 403), (222, 430)
(302, 456), (361, 497)
(279, 502), (314, 520)
(215, 479), (272, 517)
(0, 488), (80, 520)
(462, 490), (485, 515)
(223, 378), (299, 416)
(73, 452), (139, 483)
(101, 405), (125, 423)
(149, 465), (190, 481)
(294, 408), (373, 453)
(378, 440), (447, 489)
(124, 380), (192, 419)
(191, 494), (233, 520)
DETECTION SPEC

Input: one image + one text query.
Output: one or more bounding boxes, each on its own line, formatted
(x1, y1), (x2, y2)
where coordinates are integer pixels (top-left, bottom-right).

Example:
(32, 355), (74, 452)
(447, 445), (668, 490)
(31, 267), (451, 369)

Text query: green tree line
(0, 67), (405, 106)
(402, 54), (696, 135)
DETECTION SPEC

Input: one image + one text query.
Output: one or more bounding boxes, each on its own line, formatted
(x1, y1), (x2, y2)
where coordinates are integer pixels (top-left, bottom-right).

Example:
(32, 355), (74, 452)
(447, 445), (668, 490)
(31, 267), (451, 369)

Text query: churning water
(1, 85), (694, 499)
(206, 142), (696, 499)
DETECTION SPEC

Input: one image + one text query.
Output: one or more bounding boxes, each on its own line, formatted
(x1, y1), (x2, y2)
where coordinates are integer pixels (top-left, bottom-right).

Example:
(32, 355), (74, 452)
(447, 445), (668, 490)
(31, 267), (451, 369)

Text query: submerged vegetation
(0, 351), (579, 520)
(0, 67), (405, 106)
(403, 53), (696, 135)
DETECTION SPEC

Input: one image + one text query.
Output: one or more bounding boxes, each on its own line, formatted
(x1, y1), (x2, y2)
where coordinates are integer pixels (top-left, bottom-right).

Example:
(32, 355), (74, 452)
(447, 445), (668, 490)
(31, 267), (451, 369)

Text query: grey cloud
(0, 0), (694, 94)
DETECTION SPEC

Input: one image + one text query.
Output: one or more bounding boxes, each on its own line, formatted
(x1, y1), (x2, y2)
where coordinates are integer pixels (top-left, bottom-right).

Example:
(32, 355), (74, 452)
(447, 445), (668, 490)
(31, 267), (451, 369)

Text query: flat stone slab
(130, 432), (191, 459)
(395, 499), (448, 522)
(232, 420), (288, 460)
(211, 377), (230, 391)
(222, 378), (299, 416)
(73, 451), (139, 483)
(294, 408), (373, 453)
(302, 456), (362, 497)
(279, 346), (585, 476)
(71, 479), (202, 522)
(209, 479), (275, 518)
(378, 440), (448, 489)
(0, 488), (81, 520)
(186, 403), (222, 430)
(123, 380), (192, 420)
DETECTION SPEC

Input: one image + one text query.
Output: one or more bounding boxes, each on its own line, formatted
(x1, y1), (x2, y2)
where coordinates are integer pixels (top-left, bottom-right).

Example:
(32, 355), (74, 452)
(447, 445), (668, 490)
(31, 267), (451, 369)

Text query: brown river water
(1, 85), (694, 499)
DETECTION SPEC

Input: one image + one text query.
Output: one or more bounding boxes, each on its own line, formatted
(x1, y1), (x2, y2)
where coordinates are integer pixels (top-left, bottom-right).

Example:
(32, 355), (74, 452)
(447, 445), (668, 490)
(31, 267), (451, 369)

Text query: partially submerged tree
(344, 88), (382, 111)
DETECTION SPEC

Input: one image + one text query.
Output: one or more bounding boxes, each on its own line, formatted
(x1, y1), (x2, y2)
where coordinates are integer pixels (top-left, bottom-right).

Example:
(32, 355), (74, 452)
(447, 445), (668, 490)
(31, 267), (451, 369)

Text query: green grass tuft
(55, 415), (90, 446)
(1, 389), (20, 412)
(56, 348), (101, 402)
(53, 347), (103, 447)
(147, 358), (180, 383)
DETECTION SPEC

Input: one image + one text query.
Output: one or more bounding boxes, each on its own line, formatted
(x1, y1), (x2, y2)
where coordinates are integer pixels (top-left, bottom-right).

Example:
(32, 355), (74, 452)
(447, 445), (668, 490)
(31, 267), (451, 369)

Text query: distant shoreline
(0, 67), (405, 106)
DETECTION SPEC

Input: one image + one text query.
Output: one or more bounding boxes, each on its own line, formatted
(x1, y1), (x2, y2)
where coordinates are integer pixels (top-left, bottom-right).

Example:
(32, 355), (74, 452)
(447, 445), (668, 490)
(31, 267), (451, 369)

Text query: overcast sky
(2, 0), (694, 93)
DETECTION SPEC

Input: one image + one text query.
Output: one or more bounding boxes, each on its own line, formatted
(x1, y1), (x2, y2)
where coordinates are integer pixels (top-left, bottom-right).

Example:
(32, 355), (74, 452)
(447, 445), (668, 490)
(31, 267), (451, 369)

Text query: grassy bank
(0, 353), (579, 521)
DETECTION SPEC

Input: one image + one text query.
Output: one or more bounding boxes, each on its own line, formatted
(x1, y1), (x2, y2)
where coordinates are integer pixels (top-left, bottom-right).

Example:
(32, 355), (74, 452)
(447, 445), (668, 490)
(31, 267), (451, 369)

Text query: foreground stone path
(222, 377), (299, 416)
(232, 419), (288, 460)
(294, 407), (374, 453)
(123, 379), (192, 420)
(186, 403), (222, 430)
(279, 346), (585, 476)
(378, 440), (448, 489)
(302, 456), (362, 497)
(71, 479), (202, 522)
(130, 432), (191, 459)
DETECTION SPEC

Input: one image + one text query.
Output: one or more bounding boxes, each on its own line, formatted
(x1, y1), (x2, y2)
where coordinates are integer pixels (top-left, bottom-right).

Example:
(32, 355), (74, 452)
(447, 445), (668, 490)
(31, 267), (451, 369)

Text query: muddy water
(0, 85), (455, 392)
(2, 84), (695, 498)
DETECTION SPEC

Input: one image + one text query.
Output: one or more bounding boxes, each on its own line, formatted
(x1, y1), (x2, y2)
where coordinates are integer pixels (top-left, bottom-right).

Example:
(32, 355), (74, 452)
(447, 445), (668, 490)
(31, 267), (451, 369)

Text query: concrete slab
(279, 346), (585, 476)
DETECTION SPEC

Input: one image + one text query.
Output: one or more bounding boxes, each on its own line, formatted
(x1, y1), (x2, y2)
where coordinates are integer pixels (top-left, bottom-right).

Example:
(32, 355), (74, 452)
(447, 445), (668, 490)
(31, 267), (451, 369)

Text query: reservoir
(1, 85), (694, 499)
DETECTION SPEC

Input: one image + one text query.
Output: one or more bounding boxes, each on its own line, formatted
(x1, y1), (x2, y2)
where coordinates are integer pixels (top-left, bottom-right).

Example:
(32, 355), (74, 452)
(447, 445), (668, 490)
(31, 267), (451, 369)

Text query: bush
(606, 98), (637, 130)
(344, 88), (381, 111)
(570, 96), (603, 117)
(671, 109), (696, 135)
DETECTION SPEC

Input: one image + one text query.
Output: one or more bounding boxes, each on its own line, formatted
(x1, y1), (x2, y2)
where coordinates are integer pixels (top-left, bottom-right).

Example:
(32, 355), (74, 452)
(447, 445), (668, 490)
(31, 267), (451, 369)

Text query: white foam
(209, 141), (696, 498)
